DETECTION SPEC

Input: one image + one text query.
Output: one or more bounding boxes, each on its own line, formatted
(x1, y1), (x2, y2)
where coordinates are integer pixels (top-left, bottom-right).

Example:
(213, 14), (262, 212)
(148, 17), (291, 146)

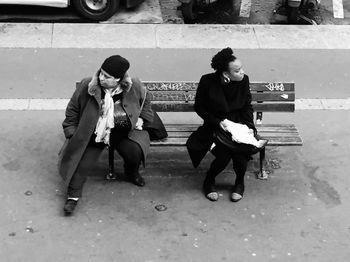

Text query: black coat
(186, 72), (256, 167)
(58, 74), (154, 184)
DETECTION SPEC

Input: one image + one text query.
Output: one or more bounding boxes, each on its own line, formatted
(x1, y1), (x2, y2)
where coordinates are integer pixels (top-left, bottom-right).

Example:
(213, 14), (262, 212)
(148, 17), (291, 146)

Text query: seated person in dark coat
(58, 55), (154, 216)
(186, 48), (267, 202)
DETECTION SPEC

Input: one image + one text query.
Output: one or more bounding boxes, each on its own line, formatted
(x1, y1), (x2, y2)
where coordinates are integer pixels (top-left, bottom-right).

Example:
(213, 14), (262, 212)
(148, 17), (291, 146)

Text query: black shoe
(203, 178), (218, 201)
(63, 199), (78, 216)
(106, 172), (117, 181)
(231, 183), (245, 202)
(131, 173), (145, 187)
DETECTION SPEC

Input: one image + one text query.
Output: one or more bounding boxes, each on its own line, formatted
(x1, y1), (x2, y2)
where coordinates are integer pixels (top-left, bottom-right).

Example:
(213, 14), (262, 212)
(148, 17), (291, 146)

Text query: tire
(181, 2), (196, 24)
(288, 7), (299, 24)
(73, 0), (120, 21)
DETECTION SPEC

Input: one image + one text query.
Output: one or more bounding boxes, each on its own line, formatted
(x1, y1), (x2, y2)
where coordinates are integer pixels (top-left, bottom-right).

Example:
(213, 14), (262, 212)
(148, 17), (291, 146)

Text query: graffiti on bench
(146, 82), (198, 91)
(265, 83), (285, 92)
(150, 92), (196, 102)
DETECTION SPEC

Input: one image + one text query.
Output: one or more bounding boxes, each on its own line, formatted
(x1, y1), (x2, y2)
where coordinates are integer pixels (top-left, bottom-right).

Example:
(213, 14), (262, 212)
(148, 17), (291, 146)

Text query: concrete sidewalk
(1, 23), (350, 49)
(0, 109), (349, 261)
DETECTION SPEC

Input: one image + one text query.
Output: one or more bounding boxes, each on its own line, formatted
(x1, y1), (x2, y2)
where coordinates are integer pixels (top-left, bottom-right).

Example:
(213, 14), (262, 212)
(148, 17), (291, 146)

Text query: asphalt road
(1, 48), (349, 99)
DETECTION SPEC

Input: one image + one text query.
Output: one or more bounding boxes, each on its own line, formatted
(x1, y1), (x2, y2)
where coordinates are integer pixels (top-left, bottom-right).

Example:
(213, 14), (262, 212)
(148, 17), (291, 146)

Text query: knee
(121, 146), (142, 166)
(213, 154), (231, 167)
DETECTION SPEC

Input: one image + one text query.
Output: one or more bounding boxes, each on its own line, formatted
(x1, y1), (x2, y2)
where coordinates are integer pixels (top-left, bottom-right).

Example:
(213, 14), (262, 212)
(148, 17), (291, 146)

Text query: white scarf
(94, 87), (122, 145)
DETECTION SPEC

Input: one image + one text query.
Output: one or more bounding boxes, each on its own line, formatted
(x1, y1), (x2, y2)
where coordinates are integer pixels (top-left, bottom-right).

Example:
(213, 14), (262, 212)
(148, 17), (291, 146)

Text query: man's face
(99, 69), (120, 89)
(225, 59), (244, 82)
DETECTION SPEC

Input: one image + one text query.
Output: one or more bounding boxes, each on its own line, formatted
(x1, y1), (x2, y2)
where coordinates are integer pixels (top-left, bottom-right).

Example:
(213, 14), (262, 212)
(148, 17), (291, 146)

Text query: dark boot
(130, 172), (145, 187)
(63, 199), (79, 216)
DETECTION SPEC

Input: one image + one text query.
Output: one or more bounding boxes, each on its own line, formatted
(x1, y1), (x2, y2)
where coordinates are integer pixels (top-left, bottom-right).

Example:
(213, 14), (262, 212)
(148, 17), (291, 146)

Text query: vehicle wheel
(288, 7), (299, 24)
(73, 0), (120, 21)
(181, 2), (196, 24)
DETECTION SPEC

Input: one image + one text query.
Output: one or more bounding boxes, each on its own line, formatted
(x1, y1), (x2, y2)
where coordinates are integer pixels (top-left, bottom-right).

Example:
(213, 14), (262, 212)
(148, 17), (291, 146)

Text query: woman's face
(224, 59), (245, 82)
(99, 69), (120, 89)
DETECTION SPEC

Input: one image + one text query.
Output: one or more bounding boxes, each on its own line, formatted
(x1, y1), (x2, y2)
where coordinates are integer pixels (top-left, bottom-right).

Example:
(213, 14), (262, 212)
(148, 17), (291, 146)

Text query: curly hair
(211, 47), (237, 73)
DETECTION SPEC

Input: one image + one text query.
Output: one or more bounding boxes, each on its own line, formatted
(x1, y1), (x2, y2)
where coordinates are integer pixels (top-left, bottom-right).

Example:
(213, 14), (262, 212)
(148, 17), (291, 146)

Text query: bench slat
(150, 137), (302, 146)
(152, 124), (302, 146)
(253, 103), (295, 112)
(164, 124), (299, 132)
(148, 91), (295, 102)
(144, 82), (197, 91)
(143, 82), (295, 92)
(152, 102), (295, 112)
(166, 131), (300, 138)
(250, 82), (295, 92)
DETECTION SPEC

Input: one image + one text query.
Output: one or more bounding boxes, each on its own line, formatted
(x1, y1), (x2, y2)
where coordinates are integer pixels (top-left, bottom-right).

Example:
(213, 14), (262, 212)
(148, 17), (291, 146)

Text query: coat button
(129, 114), (133, 118)
(124, 104), (127, 107)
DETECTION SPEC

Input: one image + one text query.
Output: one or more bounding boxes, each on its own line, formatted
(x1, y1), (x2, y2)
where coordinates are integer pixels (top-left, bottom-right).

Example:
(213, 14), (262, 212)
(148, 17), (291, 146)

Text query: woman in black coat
(186, 48), (266, 202)
(59, 55), (154, 216)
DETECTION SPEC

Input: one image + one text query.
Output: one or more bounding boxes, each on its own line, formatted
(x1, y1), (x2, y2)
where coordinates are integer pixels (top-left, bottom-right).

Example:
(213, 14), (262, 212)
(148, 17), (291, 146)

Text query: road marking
(1, 99), (350, 110)
(239, 0), (252, 18)
(333, 0), (344, 19)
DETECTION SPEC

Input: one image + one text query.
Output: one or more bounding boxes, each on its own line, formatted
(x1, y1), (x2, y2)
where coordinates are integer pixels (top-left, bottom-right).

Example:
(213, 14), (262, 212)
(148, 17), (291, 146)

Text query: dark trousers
(67, 133), (142, 198)
(205, 142), (250, 185)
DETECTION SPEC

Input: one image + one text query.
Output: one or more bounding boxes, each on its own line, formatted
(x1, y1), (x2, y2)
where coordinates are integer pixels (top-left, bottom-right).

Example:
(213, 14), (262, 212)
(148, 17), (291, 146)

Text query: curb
(1, 23), (350, 49)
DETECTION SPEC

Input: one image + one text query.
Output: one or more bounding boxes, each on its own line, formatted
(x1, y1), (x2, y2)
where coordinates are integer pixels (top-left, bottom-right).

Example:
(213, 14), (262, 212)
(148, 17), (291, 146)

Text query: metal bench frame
(107, 81), (303, 179)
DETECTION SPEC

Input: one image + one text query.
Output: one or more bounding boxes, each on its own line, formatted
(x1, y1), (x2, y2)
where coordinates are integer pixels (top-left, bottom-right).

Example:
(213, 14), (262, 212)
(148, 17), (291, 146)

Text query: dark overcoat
(58, 73), (154, 184)
(186, 72), (256, 168)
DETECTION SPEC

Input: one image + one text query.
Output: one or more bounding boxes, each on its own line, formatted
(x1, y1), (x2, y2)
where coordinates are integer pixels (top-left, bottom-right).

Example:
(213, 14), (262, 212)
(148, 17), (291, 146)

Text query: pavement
(1, 23), (350, 261)
(1, 23), (350, 48)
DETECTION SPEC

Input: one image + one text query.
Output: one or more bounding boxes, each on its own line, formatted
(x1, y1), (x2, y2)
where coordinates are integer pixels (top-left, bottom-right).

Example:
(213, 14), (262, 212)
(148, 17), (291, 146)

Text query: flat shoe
(231, 184), (245, 202)
(231, 192), (243, 202)
(203, 178), (218, 201)
(206, 192), (219, 201)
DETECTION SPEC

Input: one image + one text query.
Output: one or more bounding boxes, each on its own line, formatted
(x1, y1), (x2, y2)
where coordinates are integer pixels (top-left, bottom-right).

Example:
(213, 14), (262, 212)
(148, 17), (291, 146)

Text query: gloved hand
(135, 117), (144, 130)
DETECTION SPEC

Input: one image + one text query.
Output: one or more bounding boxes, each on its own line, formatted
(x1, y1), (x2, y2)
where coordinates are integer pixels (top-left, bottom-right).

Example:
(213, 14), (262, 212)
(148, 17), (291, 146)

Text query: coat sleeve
(194, 75), (222, 127)
(135, 78), (154, 123)
(140, 90), (154, 123)
(239, 76), (256, 133)
(62, 83), (81, 139)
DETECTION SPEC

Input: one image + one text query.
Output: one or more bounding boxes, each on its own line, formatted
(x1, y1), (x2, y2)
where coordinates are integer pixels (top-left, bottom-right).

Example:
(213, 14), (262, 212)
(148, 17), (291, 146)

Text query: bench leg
(106, 145), (117, 180)
(257, 148), (268, 180)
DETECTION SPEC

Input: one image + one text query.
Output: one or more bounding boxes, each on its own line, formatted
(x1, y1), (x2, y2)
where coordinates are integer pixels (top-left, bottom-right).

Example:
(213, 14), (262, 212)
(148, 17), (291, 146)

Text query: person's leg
(114, 138), (144, 186)
(203, 143), (232, 201)
(231, 153), (250, 202)
(64, 145), (103, 215)
(67, 145), (104, 198)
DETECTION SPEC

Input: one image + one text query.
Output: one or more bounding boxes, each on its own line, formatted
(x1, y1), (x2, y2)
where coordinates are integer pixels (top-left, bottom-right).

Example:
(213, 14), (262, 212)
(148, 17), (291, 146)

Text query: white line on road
(1, 99), (350, 110)
(239, 0), (252, 18)
(333, 0), (345, 19)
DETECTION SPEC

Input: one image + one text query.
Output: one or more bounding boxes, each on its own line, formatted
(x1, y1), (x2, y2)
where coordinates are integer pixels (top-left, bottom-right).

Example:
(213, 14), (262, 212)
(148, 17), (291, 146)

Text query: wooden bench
(108, 81), (303, 180)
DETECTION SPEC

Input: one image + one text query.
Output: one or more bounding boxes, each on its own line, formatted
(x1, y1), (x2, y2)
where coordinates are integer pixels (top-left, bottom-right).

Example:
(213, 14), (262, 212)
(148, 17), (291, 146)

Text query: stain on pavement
(2, 159), (21, 171)
(306, 165), (341, 207)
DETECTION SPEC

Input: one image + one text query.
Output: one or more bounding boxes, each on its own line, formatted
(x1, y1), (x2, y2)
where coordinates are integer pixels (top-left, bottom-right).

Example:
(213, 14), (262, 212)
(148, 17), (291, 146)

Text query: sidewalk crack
(252, 26), (261, 49)
(50, 23), (54, 48)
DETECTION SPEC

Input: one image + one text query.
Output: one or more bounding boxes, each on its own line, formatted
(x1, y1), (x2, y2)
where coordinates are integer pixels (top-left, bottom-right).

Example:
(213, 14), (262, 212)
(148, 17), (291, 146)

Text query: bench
(107, 81), (303, 180)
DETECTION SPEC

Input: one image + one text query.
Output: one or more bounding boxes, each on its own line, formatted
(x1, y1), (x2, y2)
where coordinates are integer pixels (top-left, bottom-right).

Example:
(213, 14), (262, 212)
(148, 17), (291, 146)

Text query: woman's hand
(219, 119), (229, 131)
(135, 117), (144, 130)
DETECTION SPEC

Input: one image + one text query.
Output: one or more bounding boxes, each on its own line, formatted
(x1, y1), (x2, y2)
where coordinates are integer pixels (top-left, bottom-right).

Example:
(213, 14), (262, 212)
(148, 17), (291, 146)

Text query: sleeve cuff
(63, 126), (77, 139)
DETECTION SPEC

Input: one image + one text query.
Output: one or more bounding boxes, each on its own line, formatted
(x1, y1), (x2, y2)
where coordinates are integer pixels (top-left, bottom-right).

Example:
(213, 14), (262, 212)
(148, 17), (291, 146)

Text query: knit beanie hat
(101, 55), (130, 79)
